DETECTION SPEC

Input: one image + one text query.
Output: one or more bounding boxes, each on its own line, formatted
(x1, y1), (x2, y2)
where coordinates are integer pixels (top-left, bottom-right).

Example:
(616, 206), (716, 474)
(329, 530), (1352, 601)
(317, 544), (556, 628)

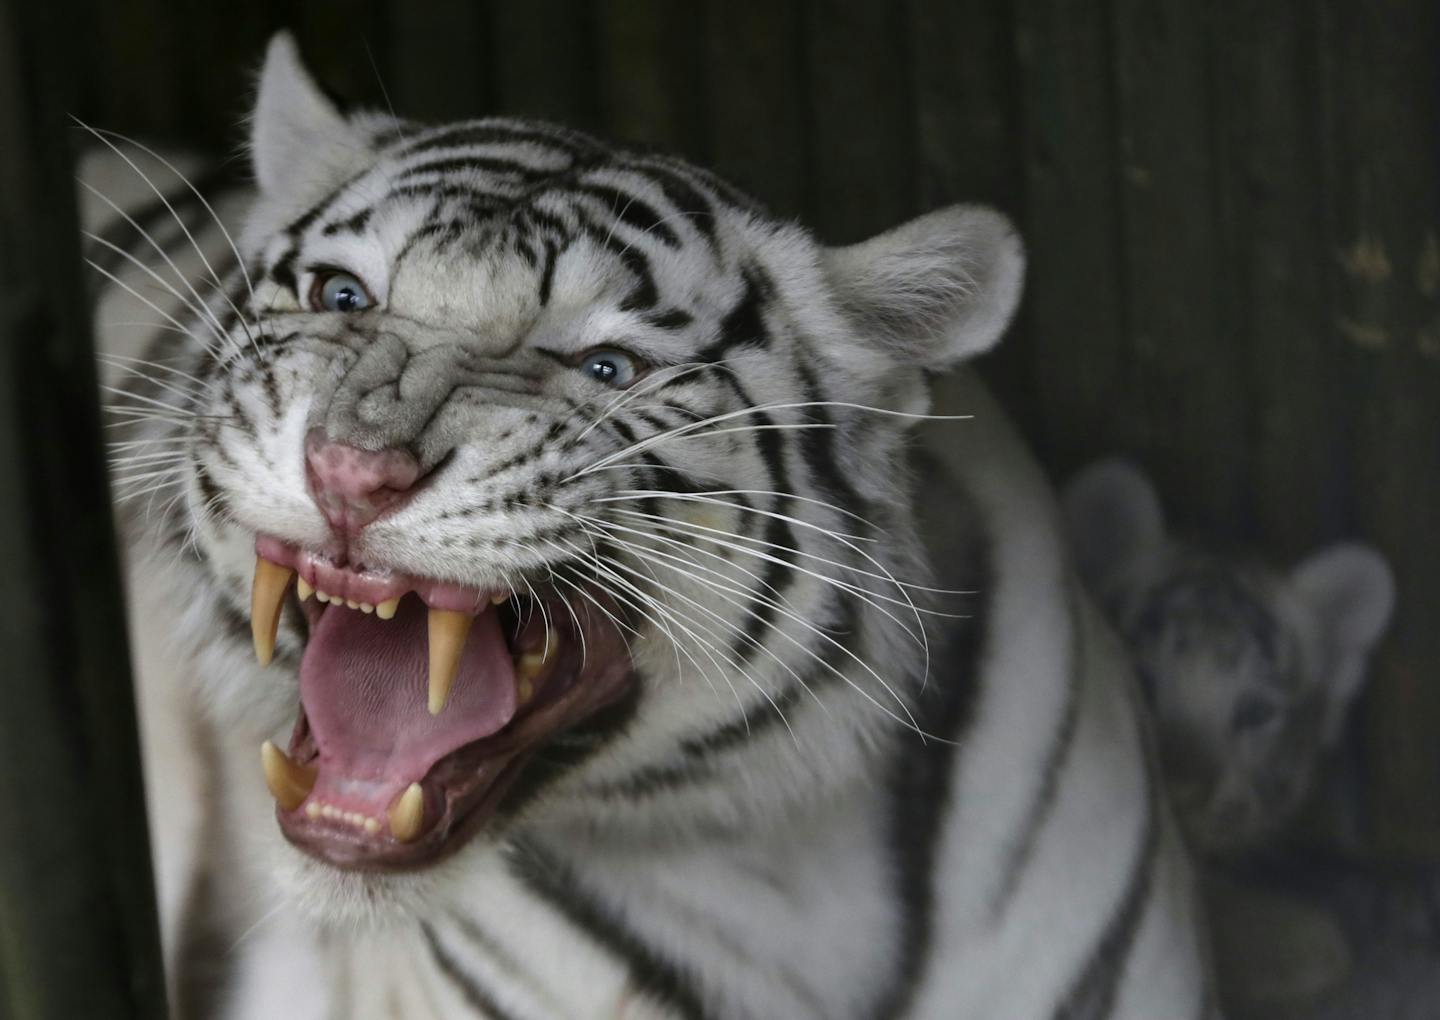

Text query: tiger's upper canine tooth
(260, 740), (316, 811)
(296, 577), (314, 602)
(376, 597), (401, 620)
(251, 558), (295, 666)
(428, 608), (474, 715)
(490, 592), (510, 605)
(389, 782), (425, 842)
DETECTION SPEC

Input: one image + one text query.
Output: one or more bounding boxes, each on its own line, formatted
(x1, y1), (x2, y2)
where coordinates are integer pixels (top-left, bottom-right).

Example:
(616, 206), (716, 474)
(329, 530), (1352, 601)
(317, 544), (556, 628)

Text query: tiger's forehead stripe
(255, 118), (753, 334)
(316, 117), (740, 247)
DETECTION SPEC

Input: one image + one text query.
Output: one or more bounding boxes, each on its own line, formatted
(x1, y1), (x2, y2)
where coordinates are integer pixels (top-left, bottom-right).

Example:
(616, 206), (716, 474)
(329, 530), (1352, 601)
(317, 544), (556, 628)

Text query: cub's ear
(1061, 458), (1166, 586)
(822, 205), (1024, 370)
(1290, 543), (1396, 744)
(250, 32), (367, 201)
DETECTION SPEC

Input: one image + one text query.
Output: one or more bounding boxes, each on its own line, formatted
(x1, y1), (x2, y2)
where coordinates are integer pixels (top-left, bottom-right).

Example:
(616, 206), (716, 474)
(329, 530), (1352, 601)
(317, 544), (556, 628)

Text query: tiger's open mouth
(250, 535), (636, 871)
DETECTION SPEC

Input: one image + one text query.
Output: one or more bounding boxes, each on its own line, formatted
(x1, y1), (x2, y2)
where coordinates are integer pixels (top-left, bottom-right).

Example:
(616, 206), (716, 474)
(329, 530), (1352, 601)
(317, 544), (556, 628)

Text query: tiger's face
(1116, 559), (1325, 851)
(129, 34), (1021, 909)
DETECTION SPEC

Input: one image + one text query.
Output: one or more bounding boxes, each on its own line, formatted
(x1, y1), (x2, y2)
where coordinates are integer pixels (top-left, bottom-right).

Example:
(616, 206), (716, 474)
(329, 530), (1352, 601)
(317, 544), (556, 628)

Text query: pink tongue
(299, 596), (517, 785)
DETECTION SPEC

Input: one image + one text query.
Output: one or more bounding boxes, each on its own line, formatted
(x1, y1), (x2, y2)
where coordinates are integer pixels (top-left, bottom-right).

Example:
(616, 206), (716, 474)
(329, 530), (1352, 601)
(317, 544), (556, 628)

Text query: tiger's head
(120, 33), (1022, 913)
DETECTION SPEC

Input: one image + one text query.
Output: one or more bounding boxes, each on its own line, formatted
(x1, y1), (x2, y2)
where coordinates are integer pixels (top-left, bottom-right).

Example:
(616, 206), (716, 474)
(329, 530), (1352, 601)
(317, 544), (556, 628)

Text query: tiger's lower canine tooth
(251, 558), (295, 666)
(260, 740), (316, 811)
(517, 630), (562, 681)
(389, 782), (425, 842)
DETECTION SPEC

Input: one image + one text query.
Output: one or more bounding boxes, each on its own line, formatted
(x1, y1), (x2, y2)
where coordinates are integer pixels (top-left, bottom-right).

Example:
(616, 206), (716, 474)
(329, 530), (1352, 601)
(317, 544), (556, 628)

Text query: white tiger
(88, 33), (1217, 1020)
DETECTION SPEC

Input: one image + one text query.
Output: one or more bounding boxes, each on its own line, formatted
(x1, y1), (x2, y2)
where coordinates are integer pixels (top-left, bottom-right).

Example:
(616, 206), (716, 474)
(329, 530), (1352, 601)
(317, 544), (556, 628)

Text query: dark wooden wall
(2, 0), (166, 1014)
(69, 0), (1440, 857)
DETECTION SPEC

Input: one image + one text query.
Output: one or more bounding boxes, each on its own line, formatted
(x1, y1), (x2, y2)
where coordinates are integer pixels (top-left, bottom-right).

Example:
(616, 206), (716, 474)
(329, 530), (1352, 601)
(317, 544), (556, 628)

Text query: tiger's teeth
(251, 558), (295, 666)
(376, 597), (401, 620)
(345, 599), (360, 610)
(491, 592), (510, 605)
(360, 602), (374, 614)
(389, 782), (425, 842)
(260, 740), (316, 811)
(428, 608), (474, 715)
(296, 577), (314, 602)
(316, 591), (331, 604)
(515, 629), (561, 682)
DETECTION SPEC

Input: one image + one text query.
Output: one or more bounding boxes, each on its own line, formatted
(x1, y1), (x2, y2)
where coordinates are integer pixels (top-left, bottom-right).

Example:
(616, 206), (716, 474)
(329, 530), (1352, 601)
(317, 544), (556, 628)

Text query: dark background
(64, 0), (1440, 857)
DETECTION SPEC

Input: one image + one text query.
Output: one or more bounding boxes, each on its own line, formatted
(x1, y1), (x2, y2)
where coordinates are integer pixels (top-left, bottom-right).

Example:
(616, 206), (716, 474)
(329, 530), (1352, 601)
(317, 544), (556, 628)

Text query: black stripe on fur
(988, 585), (1085, 917)
(421, 923), (524, 1020)
(1051, 785), (1159, 1020)
(509, 841), (709, 1020)
(869, 509), (990, 1020)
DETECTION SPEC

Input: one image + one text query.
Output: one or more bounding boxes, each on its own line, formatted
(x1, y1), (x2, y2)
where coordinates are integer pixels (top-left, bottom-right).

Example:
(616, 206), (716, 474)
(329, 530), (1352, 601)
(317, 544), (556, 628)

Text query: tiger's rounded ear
(1061, 458), (1166, 586)
(251, 32), (365, 200)
(822, 205), (1024, 370)
(1290, 543), (1396, 743)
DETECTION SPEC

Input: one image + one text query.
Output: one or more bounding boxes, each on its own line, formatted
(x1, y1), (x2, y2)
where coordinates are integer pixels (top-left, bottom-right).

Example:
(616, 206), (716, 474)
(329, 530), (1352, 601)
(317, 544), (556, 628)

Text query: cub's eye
(1232, 693), (1283, 733)
(578, 349), (641, 387)
(310, 271), (374, 313)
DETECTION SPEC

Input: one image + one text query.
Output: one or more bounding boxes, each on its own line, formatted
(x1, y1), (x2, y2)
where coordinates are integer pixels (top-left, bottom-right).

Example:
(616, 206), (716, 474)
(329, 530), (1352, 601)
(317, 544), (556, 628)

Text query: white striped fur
(87, 32), (1216, 1020)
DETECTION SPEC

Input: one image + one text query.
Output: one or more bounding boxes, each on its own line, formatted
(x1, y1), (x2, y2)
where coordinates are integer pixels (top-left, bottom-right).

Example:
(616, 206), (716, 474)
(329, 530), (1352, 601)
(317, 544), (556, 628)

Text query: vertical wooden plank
(74, 0), (186, 141)
(700, 0), (811, 219)
(0, 0), (167, 1015)
(1319, 0), (1440, 858)
(176, 1), (286, 151)
(489, 0), (602, 131)
(1008, 0), (1127, 466)
(1106, 0), (1248, 535)
(1211, 0), (1346, 554)
(384, 0), (494, 122)
(804, 0), (915, 243)
(907, 0), (1024, 213)
(593, 0), (709, 160)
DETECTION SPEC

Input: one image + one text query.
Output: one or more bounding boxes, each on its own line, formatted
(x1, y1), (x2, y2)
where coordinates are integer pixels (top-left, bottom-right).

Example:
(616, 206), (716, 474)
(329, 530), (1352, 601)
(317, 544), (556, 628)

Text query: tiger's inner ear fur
(251, 32), (369, 204)
(821, 204), (1025, 372)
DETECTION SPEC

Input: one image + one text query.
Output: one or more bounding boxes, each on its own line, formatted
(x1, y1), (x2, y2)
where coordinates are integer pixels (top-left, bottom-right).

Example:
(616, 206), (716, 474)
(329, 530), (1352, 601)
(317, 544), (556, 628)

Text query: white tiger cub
(90, 33), (1216, 1020)
(1061, 458), (1395, 856)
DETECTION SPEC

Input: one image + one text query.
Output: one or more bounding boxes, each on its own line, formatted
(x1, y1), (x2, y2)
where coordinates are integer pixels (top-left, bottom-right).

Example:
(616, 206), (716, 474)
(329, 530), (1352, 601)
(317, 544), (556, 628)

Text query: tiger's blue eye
(578, 349), (640, 387)
(312, 272), (373, 313)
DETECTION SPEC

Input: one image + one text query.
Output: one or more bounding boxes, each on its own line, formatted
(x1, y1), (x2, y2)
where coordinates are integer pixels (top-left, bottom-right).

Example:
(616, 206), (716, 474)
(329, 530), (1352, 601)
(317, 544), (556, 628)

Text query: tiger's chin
(271, 846), (462, 930)
(248, 535), (637, 874)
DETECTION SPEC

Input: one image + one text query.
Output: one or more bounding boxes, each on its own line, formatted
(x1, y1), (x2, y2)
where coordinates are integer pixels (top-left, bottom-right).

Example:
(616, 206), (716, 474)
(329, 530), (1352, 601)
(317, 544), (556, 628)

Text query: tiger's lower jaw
(250, 537), (636, 872)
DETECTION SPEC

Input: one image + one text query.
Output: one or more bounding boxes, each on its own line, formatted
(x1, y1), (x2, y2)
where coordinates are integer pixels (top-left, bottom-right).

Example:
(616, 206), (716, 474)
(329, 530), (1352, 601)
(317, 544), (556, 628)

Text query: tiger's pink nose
(304, 429), (424, 534)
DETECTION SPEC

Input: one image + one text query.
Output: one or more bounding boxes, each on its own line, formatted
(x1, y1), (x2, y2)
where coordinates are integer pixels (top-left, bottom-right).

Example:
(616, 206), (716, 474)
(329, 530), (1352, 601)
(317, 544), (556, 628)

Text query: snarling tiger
(88, 32), (1216, 1020)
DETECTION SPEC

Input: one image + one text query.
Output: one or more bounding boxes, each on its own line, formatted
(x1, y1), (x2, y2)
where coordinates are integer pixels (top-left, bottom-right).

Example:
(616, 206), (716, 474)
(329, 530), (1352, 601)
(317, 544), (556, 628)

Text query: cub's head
(1063, 458), (1395, 854)
(114, 33), (1022, 910)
